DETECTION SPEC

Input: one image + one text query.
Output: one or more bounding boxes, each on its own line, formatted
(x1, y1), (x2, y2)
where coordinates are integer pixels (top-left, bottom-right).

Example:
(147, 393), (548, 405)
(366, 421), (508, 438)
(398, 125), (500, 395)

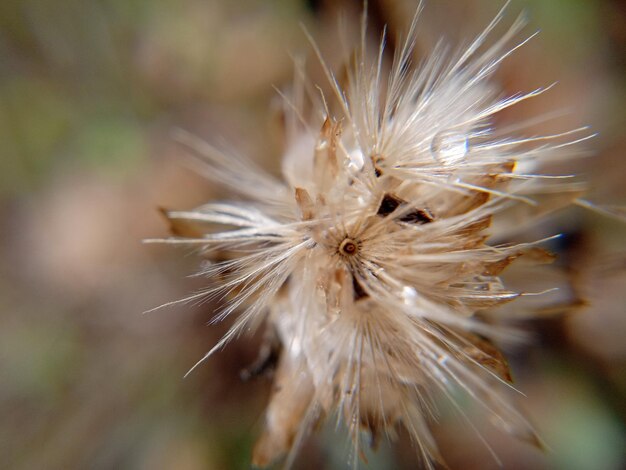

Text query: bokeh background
(1, 0), (625, 469)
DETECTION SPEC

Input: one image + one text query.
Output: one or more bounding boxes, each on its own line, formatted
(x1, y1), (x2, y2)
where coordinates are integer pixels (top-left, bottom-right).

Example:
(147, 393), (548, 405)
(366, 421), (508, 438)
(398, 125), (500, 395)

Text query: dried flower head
(147, 3), (594, 468)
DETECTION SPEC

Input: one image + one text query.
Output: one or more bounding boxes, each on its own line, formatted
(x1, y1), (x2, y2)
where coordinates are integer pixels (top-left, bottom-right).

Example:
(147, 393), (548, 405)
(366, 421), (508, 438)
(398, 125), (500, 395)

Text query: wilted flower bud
(147, 3), (595, 468)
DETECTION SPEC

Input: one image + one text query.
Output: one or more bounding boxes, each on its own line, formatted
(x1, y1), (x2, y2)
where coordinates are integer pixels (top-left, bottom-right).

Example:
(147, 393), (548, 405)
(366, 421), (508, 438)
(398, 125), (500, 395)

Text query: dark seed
(377, 193), (403, 216)
(240, 339), (281, 381)
(352, 275), (369, 301)
(371, 155), (384, 177)
(377, 193), (433, 225)
(399, 209), (433, 224)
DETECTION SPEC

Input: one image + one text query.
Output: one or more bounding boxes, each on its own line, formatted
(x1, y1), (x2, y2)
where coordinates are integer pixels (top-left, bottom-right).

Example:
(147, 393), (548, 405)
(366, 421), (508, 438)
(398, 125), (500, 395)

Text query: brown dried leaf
(314, 117), (341, 192)
(252, 356), (316, 467)
(482, 255), (520, 276)
(521, 247), (557, 264)
(461, 333), (514, 384)
(294, 187), (314, 220)
(159, 207), (204, 238)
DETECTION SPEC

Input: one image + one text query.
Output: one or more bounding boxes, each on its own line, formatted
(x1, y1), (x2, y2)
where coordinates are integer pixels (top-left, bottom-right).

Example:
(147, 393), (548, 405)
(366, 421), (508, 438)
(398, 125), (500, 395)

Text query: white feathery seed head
(147, 2), (595, 468)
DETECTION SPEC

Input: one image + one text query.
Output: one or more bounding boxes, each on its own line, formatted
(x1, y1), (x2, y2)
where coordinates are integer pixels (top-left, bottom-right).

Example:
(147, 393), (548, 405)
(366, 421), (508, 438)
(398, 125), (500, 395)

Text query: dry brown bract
(147, 4), (593, 468)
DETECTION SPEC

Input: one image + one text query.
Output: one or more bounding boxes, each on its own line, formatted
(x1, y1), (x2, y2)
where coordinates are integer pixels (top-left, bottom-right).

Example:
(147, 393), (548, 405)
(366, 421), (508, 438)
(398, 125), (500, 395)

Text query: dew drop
(346, 148), (365, 172)
(289, 336), (302, 356)
(430, 130), (469, 165)
(402, 285), (418, 305)
(437, 354), (449, 365)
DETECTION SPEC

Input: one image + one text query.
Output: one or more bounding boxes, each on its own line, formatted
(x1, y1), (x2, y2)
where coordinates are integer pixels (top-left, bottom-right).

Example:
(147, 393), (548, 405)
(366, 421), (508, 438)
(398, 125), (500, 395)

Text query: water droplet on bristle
(431, 130), (469, 165)
(347, 149), (365, 172)
(402, 286), (418, 305)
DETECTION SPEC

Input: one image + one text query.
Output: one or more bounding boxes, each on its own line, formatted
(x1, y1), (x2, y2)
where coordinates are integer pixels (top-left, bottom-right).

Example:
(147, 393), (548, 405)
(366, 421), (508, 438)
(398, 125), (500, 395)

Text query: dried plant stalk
(148, 3), (594, 468)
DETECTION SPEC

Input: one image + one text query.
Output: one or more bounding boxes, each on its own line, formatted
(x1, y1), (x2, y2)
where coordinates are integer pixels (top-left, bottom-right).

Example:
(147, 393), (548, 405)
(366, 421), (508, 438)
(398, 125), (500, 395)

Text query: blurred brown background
(1, 0), (624, 469)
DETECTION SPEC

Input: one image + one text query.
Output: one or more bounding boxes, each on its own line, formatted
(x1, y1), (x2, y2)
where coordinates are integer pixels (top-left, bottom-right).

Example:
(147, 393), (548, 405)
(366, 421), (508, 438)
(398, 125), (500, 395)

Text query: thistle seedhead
(148, 3), (594, 468)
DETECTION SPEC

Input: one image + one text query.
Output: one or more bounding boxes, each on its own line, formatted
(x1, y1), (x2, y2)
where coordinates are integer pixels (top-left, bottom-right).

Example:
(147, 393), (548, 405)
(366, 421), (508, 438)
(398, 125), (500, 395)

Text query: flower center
(339, 238), (359, 256)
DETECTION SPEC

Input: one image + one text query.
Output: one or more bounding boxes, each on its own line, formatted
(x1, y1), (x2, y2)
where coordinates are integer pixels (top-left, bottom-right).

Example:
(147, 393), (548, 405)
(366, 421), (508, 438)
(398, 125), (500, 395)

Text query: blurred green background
(0, 0), (624, 469)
